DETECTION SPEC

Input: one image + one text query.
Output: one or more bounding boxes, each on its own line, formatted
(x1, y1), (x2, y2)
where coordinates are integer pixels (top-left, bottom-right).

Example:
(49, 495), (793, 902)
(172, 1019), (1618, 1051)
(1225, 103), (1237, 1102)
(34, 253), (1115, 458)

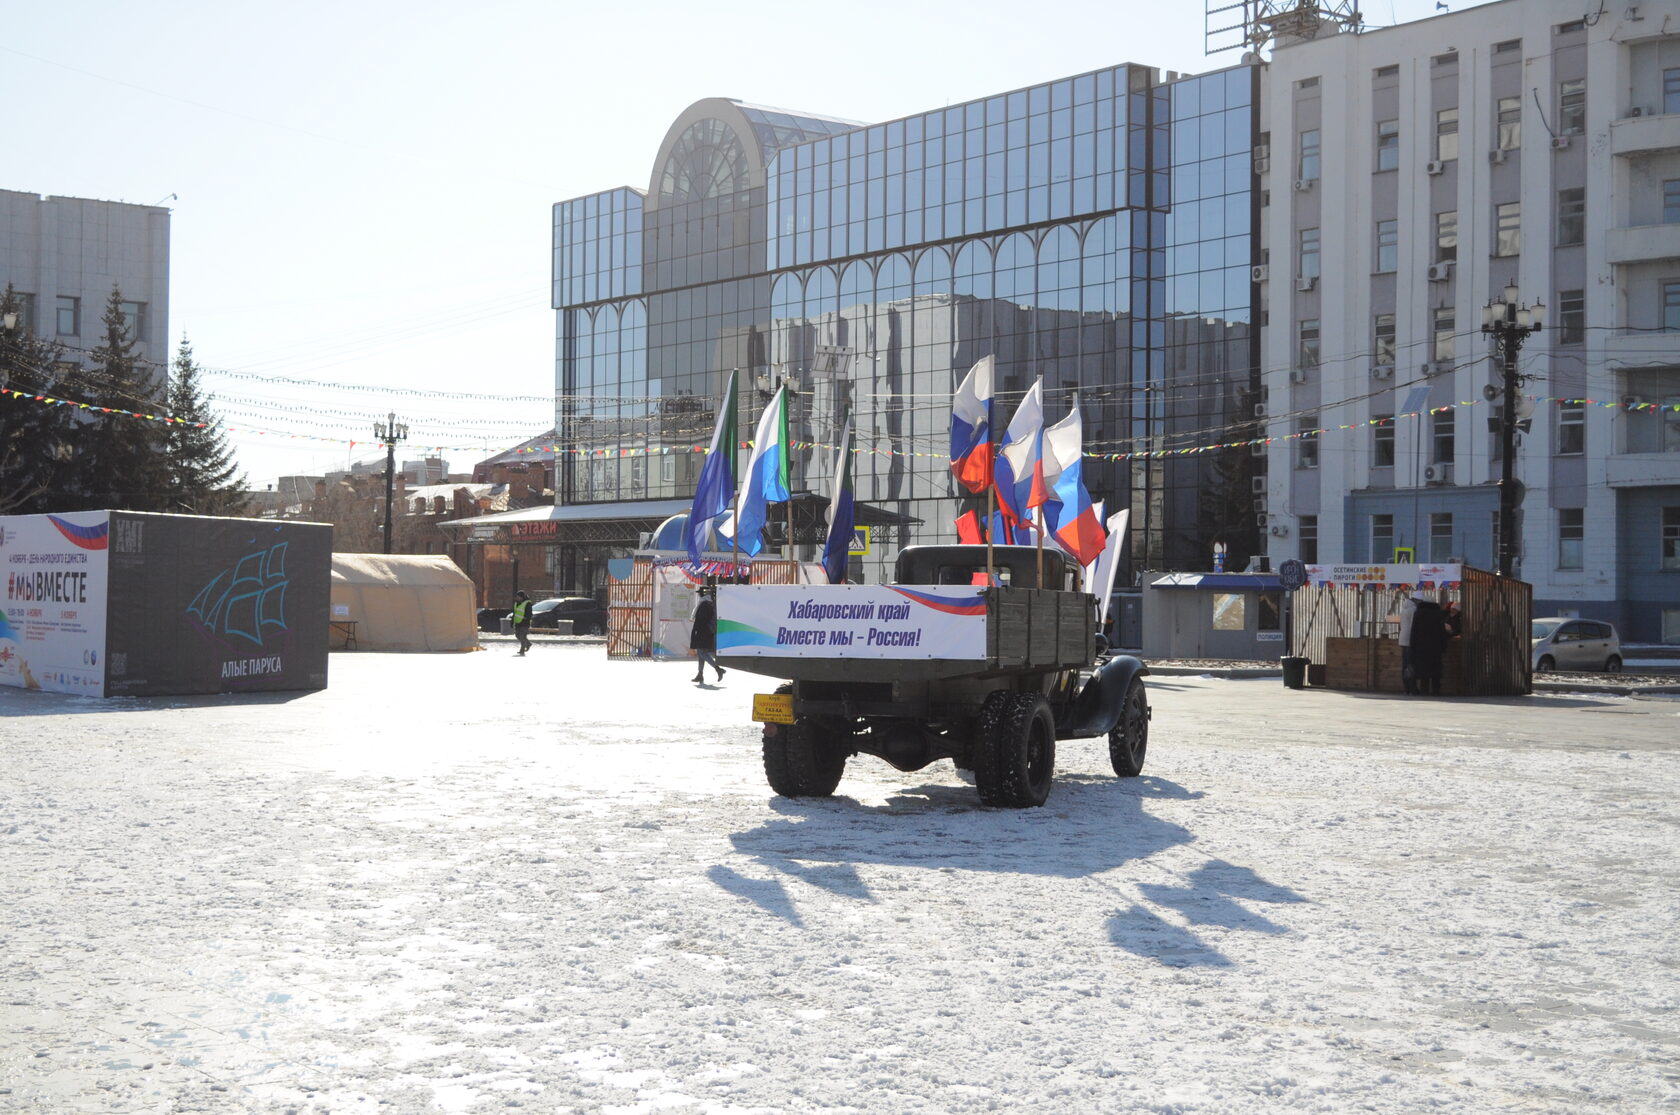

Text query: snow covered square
(3, 646), (1677, 1113)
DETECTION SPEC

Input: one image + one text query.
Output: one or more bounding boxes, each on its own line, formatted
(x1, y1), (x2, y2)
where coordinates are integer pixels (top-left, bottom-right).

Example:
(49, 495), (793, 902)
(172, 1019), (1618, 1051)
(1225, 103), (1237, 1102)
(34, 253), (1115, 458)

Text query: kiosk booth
(1288, 563), (1531, 697)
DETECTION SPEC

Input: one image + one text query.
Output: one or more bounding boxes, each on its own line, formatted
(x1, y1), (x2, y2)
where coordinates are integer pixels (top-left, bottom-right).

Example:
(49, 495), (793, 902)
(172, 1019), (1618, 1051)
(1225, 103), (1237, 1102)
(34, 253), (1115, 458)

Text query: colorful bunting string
(4, 385), (1676, 463)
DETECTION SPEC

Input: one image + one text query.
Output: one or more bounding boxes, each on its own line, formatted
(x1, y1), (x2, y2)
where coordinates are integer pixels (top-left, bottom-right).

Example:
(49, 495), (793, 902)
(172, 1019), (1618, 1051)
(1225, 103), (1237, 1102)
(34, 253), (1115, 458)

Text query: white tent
(329, 554), (478, 652)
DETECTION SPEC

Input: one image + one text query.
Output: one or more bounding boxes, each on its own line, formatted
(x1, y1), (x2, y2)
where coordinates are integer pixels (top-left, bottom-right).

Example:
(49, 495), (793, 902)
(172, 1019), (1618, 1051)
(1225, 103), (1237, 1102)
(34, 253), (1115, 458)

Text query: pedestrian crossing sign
(848, 526), (871, 556)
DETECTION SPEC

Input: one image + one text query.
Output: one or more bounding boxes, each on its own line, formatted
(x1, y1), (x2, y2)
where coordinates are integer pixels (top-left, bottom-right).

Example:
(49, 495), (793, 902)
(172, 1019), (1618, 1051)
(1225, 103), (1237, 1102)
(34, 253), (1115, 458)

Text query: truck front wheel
(763, 721), (846, 798)
(1108, 676), (1150, 777)
(975, 692), (1055, 808)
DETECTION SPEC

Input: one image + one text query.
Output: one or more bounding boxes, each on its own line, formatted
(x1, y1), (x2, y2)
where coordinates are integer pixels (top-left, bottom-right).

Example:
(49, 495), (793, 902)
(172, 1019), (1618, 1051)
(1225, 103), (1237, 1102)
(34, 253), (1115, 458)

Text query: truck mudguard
(1056, 654), (1148, 740)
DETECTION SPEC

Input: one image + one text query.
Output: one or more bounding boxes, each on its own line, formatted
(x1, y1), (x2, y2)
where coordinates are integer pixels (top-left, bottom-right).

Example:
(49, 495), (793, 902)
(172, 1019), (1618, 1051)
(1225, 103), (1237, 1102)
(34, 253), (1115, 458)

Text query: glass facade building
(552, 64), (1259, 587)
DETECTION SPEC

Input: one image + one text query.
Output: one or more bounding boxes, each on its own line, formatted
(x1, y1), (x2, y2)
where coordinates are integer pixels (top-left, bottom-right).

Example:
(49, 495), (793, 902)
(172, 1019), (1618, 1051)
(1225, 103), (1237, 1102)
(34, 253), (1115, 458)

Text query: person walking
(689, 586), (725, 684)
(512, 591), (533, 656)
(1410, 597), (1450, 696)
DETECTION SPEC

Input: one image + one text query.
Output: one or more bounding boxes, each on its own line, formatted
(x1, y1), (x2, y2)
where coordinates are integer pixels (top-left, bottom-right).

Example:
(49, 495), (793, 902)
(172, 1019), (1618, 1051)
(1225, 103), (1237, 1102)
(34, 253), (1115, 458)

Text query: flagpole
(985, 485), (995, 584)
(1035, 506), (1045, 586)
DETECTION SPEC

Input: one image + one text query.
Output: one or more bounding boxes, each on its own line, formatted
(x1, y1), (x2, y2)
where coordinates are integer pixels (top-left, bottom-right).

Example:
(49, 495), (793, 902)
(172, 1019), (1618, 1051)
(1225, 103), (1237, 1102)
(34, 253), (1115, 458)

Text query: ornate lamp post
(374, 412), (409, 555)
(1480, 282), (1544, 578)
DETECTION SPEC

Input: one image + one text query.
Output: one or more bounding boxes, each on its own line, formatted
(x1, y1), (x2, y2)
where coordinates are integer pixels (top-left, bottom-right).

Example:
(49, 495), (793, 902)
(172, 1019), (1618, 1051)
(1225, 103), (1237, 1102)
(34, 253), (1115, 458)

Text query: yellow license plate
(752, 693), (794, 725)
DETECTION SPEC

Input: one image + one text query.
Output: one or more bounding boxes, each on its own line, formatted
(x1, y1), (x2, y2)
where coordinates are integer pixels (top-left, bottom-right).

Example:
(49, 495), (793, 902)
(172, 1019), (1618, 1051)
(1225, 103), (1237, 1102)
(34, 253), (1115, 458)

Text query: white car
(1531, 617), (1623, 673)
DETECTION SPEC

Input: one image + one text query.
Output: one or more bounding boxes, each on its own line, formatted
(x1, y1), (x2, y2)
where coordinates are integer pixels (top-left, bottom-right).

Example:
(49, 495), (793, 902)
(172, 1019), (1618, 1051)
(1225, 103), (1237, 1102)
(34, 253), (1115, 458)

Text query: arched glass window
(913, 246), (952, 296)
(656, 119), (750, 205)
(1038, 226), (1081, 311)
(994, 232), (1034, 304)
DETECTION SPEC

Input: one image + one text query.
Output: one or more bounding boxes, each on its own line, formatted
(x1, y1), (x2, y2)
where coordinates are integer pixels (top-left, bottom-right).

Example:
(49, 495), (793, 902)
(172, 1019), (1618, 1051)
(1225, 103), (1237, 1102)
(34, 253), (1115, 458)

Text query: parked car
(1531, 617), (1622, 673)
(476, 607), (506, 633)
(526, 596), (608, 635)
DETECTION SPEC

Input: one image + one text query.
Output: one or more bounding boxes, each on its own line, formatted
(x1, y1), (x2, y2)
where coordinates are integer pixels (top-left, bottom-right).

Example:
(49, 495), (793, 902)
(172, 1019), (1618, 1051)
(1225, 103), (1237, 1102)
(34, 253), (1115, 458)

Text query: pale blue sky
(2, 0), (1492, 489)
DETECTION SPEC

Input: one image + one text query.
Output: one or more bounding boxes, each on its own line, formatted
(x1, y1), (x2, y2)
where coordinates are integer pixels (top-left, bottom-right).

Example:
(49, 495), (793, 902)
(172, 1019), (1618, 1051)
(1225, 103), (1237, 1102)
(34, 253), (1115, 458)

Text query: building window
(1376, 219), (1398, 272)
(7, 291), (35, 333)
(1430, 512), (1454, 562)
(118, 301), (147, 343)
(1663, 507), (1680, 570)
(1375, 313), (1396, 371)
(1299, 128), (1320, 181)
(1497, 96), (1522, 149)
(1376, 119), (1399, 171)
(1432, 407), (1455, 464)
(1558, 508), (1584, 570)
(1558, 289), (1585, 344)
(1556, 188), (1585, 246)
(1559, 79), (1586, 135)
(55, 296), (78, 336)
(1663, 180), (1680, 223)
(1374, 65), (1399, 79)
(1557, 399), (1585, 454)
(1436, 210), (1458, 262)
(1298, 318), (1320, 368)
(1664, 280), (1680, 332)
(1299, 227), (1321, 279)
(1374, 414), (1395, 467)
(1297, 414), (1319, 469)
(1433, 307), (1456, 365)
(1665, 69), (1680, 115)
(1372, 513), (1395, 562)
(1435, 107), (1459, 162)
(1300, 515), (1318, 563)
(1495, 201), (1521, 256)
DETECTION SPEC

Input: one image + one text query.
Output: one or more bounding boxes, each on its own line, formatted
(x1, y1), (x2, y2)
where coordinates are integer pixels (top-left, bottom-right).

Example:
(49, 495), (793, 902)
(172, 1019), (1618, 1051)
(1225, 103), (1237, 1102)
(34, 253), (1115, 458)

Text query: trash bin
(1281, 655), (1309, 689)
(500, 617), (513, 636)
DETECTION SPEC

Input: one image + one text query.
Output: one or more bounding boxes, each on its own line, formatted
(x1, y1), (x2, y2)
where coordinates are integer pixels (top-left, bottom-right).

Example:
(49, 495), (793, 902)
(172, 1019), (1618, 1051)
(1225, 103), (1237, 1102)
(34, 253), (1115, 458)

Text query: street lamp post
(373, 412), (409, 555)
(1480, 282), (1544, 578)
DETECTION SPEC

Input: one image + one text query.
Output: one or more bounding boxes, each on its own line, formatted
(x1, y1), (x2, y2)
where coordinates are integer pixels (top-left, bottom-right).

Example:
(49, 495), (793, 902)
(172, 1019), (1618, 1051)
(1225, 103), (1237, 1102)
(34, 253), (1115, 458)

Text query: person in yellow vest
(512, 591), (533, 656)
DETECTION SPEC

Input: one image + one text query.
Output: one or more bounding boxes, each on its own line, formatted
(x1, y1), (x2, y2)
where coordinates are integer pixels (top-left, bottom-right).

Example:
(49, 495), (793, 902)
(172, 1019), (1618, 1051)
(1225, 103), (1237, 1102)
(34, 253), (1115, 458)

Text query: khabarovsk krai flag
(993, 377), (1046, 527)
(1094, 508), (1131, 627)
(732, 383), (791, 558)
(1040, 398), (1106, 567)
(949, 355), (994, 494)
(821, 415), (855, 584)
(685, 369), (739, 566)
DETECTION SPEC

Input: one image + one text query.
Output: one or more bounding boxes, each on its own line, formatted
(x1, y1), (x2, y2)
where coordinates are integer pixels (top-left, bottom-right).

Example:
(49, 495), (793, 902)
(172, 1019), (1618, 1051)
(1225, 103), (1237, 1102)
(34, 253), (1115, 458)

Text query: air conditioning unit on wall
(1296, 275), (1317, 292)
(1427, 261), (1454, 282)
(1290, 368), (1310, 384)
(1372, 363), (1395, 380)
(1251, 475), (1267, 493)
(1425, 160), (1445, 176)
(1424, 462), (1454, 484)
(1293, 178), (1313, 191)
(1489, 147), (1508, 163)
(1251, 264), (1270, 283)
(1551, 135), (1572, 150)
(1255, 511), (1269, 528)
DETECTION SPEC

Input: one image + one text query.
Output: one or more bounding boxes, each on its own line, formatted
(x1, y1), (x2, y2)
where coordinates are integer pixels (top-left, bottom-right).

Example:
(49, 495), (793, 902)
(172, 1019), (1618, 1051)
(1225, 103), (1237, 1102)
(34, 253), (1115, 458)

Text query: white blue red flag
(1041, 398), (1106, 567)
(685, 370), (739, 566)
(949, 355), (994, 494)
(732, 384), (791, 557)
(993, 378), (1047, 526)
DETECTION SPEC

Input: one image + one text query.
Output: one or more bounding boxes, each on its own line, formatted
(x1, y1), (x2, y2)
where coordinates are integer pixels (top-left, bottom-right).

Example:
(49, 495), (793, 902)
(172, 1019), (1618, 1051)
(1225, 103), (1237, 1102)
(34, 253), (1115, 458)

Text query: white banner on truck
(716, 584), (988, 660)
(0, 512), (111, 696)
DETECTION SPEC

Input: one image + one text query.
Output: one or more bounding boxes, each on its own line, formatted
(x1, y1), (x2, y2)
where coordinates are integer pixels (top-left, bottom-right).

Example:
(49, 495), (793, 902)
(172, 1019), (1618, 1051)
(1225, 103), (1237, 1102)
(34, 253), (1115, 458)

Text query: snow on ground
(2, 645), (1678, 1114)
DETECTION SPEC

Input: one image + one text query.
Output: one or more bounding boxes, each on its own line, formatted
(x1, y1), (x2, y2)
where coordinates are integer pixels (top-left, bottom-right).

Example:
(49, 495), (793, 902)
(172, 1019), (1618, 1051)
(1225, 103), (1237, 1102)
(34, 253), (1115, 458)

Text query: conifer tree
(0, 284), (77, 515)
(165, 336), (248, 515)
(68, 287), (171, 511)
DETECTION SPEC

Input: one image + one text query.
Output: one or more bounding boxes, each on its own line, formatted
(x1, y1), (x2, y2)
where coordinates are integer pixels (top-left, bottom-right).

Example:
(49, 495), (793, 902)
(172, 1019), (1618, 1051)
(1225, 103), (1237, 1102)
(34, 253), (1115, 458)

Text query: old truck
(715, 544), (1150, 808)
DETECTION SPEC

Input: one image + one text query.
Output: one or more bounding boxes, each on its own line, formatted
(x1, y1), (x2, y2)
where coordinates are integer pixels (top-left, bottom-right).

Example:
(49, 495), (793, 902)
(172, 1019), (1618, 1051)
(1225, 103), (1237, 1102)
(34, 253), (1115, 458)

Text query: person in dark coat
(689, 586), (725, 685)
(1409, 598), (1450, 696)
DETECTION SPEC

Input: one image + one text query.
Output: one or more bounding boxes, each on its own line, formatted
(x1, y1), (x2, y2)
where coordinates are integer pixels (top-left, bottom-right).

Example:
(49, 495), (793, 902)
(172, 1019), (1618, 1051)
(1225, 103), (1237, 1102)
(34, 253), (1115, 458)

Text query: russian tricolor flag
(1041, 398), (1106, 567)
(948, 356), (994, 494)
(993, 377), (1048, 527)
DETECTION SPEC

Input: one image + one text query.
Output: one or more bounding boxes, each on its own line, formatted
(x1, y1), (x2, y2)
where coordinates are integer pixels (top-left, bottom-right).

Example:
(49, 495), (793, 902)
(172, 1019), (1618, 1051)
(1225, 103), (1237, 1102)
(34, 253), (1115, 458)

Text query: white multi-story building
(0, 189), (172, 391)
(1255, 0), (1680, 643)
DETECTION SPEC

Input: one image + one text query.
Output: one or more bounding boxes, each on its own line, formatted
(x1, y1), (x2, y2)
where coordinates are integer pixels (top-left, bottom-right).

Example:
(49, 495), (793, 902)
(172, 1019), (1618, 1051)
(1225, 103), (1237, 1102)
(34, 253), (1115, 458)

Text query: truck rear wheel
(763, 721), (846, 797)
(1107, 676), (1149, 777)
(974, 691), (1055, 808)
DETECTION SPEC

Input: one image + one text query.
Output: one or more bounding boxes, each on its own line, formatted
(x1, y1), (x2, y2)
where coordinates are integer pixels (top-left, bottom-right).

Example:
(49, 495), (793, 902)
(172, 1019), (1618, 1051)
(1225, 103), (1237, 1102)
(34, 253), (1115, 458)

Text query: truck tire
(763, 720), (846, 798)
(1107, 676), (1150, 777)
(974, 691), (1055, 808)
